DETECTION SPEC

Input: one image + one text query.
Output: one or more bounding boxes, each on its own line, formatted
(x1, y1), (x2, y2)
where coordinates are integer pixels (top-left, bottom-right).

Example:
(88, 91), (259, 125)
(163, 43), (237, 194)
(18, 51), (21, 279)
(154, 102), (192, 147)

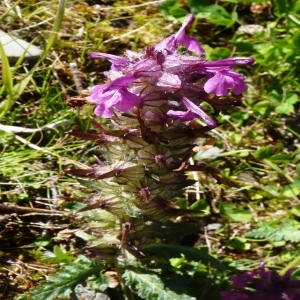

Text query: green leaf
(158, 0), (188, 19)
(87, 272), (109, 291)
(265, 184), (280, 197)
(220, 203), (252, 222)
(273, 0), (288, 15)
(282, 184), (300, 198)
(275, 102), (295, 114)
(75, 230), (97, 241)
(195, 5), (237, 28)
(296, 164), (300, 176)
(291, 205), (300, 217)
(286, 93), (298, 104)
(254, 146), (273, 159)
(0, 43), (13, 96)
(145, 244), (224, 270)
(227, 237), (251, 251)
(269, 154), (294, 162)
(292, 2), (300, 13)
(245, 219), (300, 243)
(226, 210), (253, 222)
(17, 256), (100, 300)
(123, 270), (196, 300)
(0, 42), (14, 119)
(41, 245), (74, 264)
(34, 236), (52, 247)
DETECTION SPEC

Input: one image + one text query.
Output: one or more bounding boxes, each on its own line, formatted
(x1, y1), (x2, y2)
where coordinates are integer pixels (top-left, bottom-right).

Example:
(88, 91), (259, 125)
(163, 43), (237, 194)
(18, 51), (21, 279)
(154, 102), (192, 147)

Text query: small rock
(0, 30), (43, 62)
(73, 285), (110, 300)
(236, 24), (264, 35)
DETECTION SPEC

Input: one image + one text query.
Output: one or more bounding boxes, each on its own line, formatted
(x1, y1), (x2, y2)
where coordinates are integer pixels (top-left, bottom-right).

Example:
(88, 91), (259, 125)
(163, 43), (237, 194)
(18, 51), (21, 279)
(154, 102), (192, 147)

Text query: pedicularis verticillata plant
(66, 14), (254, 297)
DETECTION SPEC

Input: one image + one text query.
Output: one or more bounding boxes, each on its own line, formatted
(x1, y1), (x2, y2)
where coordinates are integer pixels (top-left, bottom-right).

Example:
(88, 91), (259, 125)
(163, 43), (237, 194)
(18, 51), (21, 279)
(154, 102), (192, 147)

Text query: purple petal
(202, 57), (254, 67)
(89, 52), (129, 70)
(89, 84), (111, 103)
(157, 72), (181, 89)
(114, 88), (141, 112)
(133, 59), (162, 77)
(167, 109), (198, 121)
(173, 14), (205, 54)
(108, 75), (136, 89)
(174, 14), (194, 43)
(204, 72), (230, 96)
(93, 87), (140, 118)
(220, 291), (250, 300)
(182, 97), (217, 128)
(94, 103), (114, 118)
(204, 70), (248, 96)
(181, 36), (205, 55)
(154, 35), (176, 54)
(154, 14), (205, 55)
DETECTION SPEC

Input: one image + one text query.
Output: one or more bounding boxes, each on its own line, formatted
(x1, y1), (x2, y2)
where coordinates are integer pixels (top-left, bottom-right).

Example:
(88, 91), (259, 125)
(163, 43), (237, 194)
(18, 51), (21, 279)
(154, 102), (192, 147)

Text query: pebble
(0, 30), (43, 62)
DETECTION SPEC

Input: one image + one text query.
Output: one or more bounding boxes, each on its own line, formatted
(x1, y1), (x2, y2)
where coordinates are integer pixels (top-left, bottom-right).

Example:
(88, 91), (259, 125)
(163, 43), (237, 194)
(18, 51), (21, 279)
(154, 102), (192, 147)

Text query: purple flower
(204, 69), (248, 96)
(89, 75), (140, 118)
(89, 14), (254, 125)
(221, 263), (300, 300)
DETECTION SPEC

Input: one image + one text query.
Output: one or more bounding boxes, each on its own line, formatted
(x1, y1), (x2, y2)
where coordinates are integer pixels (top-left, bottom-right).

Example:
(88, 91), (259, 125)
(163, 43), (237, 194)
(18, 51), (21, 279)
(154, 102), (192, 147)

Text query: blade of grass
(0, 0), (67, 121)
(43, 0), (66, 56)
(0, 0), (23, 20)
(0, 43), (13, 118)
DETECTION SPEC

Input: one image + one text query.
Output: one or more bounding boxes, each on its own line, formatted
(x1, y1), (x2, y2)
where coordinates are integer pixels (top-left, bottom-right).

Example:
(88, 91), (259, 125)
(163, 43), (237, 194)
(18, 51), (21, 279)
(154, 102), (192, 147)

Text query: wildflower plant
(23, 14), (254, 299)
(62, 13), (254, 297)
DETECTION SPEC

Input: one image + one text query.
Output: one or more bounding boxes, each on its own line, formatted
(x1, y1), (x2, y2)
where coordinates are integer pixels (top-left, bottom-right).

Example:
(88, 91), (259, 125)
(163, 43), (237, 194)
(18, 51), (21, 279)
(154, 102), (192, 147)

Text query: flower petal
(202, 57), (254, 67)
(157, 72), (181, 89)
(114, 88), (141, 112)
(182, 97), (217, 128)
(204, 70), (248, 96)
(167, 109), (198, 121)
(89, 52), (129, 70)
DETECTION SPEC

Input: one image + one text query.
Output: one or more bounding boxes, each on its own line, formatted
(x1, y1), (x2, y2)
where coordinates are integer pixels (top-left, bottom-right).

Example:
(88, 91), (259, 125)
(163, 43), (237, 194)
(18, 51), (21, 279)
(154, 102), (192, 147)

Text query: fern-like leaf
(245, 219), (300, 243)
(17, 256), (102, 300)
(123, 270), (196, 300)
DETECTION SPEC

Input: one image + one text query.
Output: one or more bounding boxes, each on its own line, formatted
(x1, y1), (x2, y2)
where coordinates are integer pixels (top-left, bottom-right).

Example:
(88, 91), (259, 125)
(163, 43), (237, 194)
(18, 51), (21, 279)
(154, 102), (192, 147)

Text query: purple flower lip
(89, 13), (254, 125)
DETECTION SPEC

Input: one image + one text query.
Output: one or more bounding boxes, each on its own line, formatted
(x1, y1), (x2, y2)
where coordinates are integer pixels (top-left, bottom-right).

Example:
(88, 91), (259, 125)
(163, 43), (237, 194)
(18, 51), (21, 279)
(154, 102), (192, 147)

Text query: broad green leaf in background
(145, 244), (224, 270)
(275, 93), (298, 114)
(158, 0), (188, 19)
(194, 5), (238, 28)
(220, 203), (252, 222)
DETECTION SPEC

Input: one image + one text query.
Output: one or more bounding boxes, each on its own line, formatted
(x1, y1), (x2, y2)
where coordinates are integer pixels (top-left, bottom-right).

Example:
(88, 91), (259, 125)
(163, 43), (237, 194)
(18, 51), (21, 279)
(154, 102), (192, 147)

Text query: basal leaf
(123, 270), (196, 300)
(17, 256), (101, 300)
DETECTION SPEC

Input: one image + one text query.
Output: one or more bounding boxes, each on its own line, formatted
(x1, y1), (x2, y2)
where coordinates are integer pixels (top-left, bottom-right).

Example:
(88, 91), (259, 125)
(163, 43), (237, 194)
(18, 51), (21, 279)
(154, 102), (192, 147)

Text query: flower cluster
(88, 14), (254, 127)
(67, 13), (254, 253)
(221, 263), (300, 300)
